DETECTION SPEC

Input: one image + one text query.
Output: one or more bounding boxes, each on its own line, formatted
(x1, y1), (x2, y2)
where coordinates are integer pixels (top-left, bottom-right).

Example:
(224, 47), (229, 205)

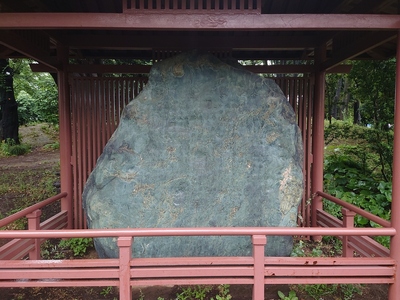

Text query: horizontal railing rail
(316, 190), (392, 257)
(0, 226), (396, 239)
(0, 192), (69, 260)
(0, 190), (396, 299)
(0, 192), (68, 228)
(0, 227), (396, 300)
(316, 190), (391, 228)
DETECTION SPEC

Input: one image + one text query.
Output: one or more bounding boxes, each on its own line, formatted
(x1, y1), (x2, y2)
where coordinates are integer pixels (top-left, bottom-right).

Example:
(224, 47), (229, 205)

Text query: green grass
(0, 167), (59, 229)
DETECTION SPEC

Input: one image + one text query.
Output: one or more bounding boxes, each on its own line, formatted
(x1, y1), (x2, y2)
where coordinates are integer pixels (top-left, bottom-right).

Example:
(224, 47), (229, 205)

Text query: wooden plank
(130, 266), (254, 278)
(349, 236), (391, 257)
(131, 256), (253, 266)
(0, 258), (120, 268)
(262, 266), (394, 277)
(0, 13), (399, 30)
(0, 268), (119, 280)
(264, 256), (395, 265)
(130, 278), (254, 286)
(129, 276), (394, 286)
(40, 211), (68, 230)
(263, 277), (395, 285)
(0, 239), (33, 260)
(0, 280), (119, 288)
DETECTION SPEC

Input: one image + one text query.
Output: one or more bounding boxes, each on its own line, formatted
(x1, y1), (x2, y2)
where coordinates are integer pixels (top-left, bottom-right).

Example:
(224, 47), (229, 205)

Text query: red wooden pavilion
(0, 1), (399, 299)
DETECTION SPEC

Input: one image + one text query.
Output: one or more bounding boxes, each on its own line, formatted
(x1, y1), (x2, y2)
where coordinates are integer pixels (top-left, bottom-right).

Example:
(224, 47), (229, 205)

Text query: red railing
(0, 191), (397, 300)
(0, 192), (68, 260)
(316, 191), (392, 257)
(0, 227), (396, 300)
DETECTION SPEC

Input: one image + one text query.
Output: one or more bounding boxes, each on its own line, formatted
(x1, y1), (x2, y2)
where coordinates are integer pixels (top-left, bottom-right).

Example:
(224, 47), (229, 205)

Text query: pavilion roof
(0, 0), (399, 71)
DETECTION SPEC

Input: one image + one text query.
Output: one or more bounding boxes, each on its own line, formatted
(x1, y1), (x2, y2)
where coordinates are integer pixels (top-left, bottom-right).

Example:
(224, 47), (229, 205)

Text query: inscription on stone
(83, 52), (304, 258)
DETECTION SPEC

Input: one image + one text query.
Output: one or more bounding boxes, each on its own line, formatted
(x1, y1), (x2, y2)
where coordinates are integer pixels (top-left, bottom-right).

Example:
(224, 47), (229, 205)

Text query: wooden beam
(244, 64), (351, 74)
(62, 34), (318, 50)
(30, 63), (351, 75)
(0, 13), (400, 30)
(0, 30), (57, 69)
(322, 31), (397, 70)
(68, 64), (151, 74)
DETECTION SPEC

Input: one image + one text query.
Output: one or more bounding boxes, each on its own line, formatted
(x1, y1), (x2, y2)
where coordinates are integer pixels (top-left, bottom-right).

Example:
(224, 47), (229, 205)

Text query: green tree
(349, 59), (395, 181)
(349, 59), (395, 129)
(325, 59), (395, 181)
(326, 73), (353, 123)
(10, 59), (58, 124)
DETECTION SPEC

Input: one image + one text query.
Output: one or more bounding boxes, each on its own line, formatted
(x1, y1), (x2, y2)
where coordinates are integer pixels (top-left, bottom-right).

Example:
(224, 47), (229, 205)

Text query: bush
(324, 149), (392, 224)
(0, 139), (30, 156)
(58, 238), (93, 257)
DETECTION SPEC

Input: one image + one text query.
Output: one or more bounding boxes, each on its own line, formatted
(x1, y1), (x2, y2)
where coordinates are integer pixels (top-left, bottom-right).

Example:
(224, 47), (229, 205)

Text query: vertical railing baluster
(27, 209), (42, 260)
(342, 208), (356, 257)
(252, 235), (266, 300)
(118, 236), (133, 300)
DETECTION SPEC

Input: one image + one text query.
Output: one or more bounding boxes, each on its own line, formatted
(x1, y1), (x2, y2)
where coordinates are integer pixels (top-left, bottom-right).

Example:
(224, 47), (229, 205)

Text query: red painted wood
(1, 13), (400, 30)
(317, 209), (390, 257)
(27, 210), (41, 260)
(0, 213), (67, 260)
(40, 211), (68, 230)
(317, 191), (391, 227)
(70, 77), (147, 228)
(0, 269), (120, 280)
(252, 235), (266, 300)
(130, 266), (254, 277)
(388, 29), (400, 300)
(0, 192), (67, 228)
(0, 227), (395, 239)
(0, 238), (34, 260)
(0, 259), (120, 268)
(311, 47), (326, 240)
(347, 236), (390, 257)
(131, 256), (253, 266)
(70, 80), (79, 229)
(0, 250), (395, 287)
(118, 237), (133, 300)
(342, 208), (356, 257)
(57, 45), (73, 229)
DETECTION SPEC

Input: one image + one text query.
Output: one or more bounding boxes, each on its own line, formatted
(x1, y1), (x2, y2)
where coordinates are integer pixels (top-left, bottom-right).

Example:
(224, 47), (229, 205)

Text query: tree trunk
(331, 77), (342, 120)
(0, 59), (19, 144)
(353, 100), (361, 124)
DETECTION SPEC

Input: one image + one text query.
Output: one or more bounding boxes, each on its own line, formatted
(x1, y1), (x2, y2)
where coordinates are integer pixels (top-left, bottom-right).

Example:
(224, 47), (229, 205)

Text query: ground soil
(0, 125), (390, 299)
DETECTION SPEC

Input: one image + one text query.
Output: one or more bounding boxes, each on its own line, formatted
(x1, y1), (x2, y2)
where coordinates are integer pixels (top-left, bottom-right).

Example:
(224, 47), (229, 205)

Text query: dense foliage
(324, 122), (392, 246)
(323, 59), (395, 247)
(9, 59), (58, 124)
(325, 59), (395, 127)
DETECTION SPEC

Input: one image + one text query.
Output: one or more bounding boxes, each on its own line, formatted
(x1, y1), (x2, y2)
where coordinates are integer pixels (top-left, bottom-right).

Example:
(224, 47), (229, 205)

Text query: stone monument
(83, 51), (304, 258)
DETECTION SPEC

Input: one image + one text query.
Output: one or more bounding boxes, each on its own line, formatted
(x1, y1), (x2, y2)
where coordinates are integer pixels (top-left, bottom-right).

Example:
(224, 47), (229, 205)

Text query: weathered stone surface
(83, 52), (303, 258)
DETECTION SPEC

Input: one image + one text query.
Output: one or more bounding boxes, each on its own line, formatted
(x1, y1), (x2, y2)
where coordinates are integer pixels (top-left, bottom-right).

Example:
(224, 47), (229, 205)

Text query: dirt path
(0, 124), (59, 169)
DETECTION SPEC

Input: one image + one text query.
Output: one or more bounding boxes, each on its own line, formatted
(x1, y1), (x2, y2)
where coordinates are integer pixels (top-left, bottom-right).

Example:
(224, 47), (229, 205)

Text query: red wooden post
(118, 236), (132, 300)
(342, 208), (356, 257)
(252, 235), (266, 300)
(311, 45), (326, 241)
(388, 30), (400, 300)
(57, 44), (73, 229)
(27, 209), (42, 260)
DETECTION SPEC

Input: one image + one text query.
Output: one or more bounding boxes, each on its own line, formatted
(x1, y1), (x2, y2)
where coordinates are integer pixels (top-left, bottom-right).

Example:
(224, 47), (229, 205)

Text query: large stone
(83, 52), (303, 258)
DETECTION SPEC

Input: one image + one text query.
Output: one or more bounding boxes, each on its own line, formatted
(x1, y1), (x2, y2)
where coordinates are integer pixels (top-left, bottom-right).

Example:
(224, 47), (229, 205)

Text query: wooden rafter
(322, 31), (397, 70)
(0, 30), (56, 69)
